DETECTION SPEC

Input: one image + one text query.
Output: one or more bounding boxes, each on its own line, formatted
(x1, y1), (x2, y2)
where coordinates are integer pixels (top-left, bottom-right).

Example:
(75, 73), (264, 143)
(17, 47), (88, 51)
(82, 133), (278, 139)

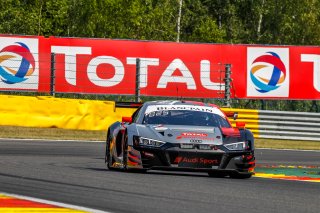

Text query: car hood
(135, 124), (224, 145)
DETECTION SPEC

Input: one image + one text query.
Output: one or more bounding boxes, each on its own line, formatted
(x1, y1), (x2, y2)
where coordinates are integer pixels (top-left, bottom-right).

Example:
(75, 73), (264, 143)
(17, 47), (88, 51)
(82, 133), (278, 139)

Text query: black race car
(105, 100), (255, 178)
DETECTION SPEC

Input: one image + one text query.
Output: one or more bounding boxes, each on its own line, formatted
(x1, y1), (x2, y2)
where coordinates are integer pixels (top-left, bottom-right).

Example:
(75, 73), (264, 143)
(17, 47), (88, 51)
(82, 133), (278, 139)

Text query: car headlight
(224, 142), (247, 151)
(137, 137), (166, 147)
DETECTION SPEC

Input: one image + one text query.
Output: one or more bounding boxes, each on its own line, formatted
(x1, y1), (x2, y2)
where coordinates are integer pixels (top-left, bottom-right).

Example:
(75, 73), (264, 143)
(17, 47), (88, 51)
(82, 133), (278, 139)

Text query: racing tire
(122, 133), (129, 171)
(106, 134), (114, 170)
(229, 173), (252, 179)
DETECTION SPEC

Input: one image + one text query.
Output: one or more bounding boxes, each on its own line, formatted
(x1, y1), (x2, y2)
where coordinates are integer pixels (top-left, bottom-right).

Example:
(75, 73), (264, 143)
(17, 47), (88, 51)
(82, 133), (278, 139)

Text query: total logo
(0, 38), (39, 89)
(247, 47), (289, 97)
(176, 132), (208, 140)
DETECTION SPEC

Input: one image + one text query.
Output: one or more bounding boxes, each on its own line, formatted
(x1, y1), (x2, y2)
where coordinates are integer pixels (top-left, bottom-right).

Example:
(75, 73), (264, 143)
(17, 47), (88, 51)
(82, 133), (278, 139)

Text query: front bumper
(128, 144), (255, 174)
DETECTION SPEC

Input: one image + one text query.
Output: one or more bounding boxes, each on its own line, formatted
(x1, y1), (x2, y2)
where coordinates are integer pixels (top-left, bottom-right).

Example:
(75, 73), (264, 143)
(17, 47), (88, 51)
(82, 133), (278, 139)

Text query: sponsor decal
(51, 43), (224, 96)
(301, 54), (320, 92)
(174, 156), (183, 164)
(247, 47), (289, 97)
(145, 105), (225, 117)
(174, 156), (219, 165)
(0, 38), (39, 90)
(176, 132), (208, 140)
(182, 132), (208, 137)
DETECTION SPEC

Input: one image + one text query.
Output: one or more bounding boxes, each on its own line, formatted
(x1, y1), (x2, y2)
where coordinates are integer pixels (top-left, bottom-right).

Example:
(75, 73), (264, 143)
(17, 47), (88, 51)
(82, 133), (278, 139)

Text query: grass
(255, 138), (320, 150)
(0, 125), (319, 150)
(0, 126), (106, 141)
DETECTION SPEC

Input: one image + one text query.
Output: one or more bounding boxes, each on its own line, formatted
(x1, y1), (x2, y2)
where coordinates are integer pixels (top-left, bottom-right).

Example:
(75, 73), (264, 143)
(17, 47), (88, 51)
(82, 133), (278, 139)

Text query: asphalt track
(0, 139), (319, 213)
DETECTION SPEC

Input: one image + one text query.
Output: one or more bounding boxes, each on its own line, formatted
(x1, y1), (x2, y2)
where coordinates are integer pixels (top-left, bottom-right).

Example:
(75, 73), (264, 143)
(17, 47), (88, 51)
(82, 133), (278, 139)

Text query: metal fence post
(50, 53), (55, 97)
(224, 64), (231, 107)
(135, 58), (141, 102)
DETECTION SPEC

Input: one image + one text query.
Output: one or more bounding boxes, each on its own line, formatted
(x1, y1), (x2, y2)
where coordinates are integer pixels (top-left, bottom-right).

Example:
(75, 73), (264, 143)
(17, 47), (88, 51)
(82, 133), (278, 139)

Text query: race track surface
(0, 140), (319, 213)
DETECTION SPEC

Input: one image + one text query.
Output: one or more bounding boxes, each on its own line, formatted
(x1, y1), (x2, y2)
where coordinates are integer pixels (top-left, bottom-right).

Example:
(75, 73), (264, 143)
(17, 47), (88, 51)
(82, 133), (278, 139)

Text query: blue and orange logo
(250, 52), (286, 93)
(0, 42), (35, 84)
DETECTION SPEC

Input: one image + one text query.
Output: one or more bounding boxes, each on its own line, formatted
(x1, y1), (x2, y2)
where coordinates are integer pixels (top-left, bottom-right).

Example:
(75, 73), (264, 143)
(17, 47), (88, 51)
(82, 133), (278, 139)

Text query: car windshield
(142, 110), (231, 128)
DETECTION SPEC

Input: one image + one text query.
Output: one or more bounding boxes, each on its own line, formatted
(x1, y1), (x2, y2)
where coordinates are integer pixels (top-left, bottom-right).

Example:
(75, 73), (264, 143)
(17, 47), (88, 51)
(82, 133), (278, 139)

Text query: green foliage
(0, 0), (28, 34)
(1, 0), (320, 44)
(1, 0), (320, 111)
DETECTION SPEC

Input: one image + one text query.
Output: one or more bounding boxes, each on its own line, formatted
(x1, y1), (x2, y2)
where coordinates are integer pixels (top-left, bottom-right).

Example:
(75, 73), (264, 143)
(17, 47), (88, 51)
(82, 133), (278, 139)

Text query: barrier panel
(0, 95), (319, 141)
(222, 108), (259, 138)
(258, 110), (320, 141)
(223, 109), (320, 141)
(0, 95), (135, 130)
(1, 35), (320, 100)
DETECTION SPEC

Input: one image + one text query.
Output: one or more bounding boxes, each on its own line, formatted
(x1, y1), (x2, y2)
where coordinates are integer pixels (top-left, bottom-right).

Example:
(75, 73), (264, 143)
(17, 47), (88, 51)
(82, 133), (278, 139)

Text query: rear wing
(115, 102), (143, 108)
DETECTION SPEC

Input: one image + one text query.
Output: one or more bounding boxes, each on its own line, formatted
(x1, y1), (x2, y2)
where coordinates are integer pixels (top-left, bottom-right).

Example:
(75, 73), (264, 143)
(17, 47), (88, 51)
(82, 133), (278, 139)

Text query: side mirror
(236, 122), (245, 129)
(233, 112), (238, 120)
(122, 117), (132, 123)
(225, 112), (238, 120)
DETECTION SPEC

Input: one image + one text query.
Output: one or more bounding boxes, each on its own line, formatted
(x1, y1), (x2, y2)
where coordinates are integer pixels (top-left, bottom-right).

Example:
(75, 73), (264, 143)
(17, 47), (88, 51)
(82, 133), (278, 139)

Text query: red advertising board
(0, 35), (320, 99)
(46, 38), (236, 98)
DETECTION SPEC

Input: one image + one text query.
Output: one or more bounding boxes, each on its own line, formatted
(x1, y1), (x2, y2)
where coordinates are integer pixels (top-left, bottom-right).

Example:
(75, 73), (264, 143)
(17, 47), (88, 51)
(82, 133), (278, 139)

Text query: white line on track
(0, 191), (110, 213)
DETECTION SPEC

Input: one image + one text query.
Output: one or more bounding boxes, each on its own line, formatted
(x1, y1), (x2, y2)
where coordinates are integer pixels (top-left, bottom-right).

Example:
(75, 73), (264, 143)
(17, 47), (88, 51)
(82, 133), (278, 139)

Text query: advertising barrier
(0, 95), (257, 136)
(0, 35), (320, 99)
(2, 95), (320, 141)
(0, 95), (134, 130)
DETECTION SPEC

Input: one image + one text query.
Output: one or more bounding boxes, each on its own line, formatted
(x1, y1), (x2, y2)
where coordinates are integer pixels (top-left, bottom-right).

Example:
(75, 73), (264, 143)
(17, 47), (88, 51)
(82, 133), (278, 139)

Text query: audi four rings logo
(190, 139), (202, 143)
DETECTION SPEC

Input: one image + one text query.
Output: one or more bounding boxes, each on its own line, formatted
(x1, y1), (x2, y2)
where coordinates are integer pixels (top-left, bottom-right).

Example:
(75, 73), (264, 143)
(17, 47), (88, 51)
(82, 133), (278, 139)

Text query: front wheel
(106, 134), (114, 170)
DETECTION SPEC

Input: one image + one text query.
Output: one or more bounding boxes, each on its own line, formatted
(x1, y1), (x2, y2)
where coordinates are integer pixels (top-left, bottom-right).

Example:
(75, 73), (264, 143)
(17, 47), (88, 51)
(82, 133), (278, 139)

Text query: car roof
(143, 100), (219, 108)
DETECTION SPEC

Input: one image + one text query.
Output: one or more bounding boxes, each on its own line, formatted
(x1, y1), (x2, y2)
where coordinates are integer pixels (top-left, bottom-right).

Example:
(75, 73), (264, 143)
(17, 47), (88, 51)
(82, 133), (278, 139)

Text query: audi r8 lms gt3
(105, 101), (255, 178)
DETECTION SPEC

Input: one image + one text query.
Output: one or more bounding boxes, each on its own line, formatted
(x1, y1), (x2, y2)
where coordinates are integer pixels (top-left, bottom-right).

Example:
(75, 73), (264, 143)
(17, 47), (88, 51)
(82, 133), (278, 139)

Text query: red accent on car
(128, 152), (139, 160)
(248, 160), (256, 165)
(128, 159), (138, 165)
(224, 112), (235, 117)
(236, 122), (246, 129)
(174, 156), (183, 164)
(122, 117), (132, 123)
(221, 128), (241, 137)
(244, 155), (254, 161)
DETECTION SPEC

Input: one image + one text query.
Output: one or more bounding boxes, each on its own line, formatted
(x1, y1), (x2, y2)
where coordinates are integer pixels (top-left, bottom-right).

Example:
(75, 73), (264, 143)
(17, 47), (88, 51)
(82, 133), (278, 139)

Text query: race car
(105, 100), (255, 178)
